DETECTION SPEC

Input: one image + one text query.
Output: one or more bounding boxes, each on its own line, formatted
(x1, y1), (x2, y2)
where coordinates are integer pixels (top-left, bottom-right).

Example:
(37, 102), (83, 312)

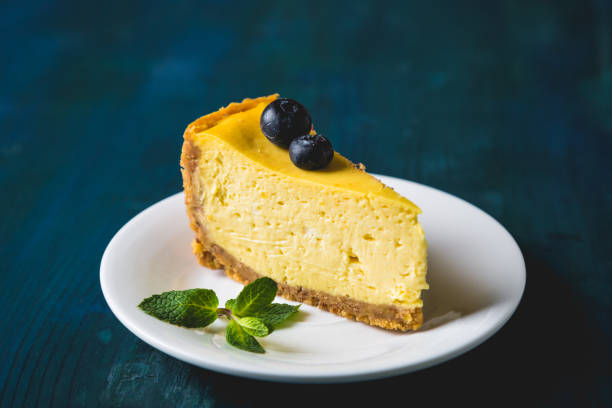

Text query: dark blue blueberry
(289, 134), (334, 170)
(260, 98), (312, 148)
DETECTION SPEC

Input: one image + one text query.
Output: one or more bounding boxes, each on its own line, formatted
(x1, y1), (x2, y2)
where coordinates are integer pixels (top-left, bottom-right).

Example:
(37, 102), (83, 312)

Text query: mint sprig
(138, 277), (300, 353)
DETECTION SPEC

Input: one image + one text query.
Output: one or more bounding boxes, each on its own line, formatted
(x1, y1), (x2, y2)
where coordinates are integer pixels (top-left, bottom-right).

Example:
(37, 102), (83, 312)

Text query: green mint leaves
(232, 276), (278, 316)
(235, 317), (269, 337)
(138, 289), (218, 328)
(255, 303), (301, 329)
(138, 277), (300, 353)
(226, 320), (265, 353)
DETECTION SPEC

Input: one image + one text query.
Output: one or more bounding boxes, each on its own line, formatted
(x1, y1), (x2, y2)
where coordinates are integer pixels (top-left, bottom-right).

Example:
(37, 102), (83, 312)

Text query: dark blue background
(1, 0), (611, 406)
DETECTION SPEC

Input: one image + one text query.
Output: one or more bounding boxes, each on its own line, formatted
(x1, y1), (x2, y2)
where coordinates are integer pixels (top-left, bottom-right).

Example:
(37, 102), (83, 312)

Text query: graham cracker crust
(180, 97), (423, 331)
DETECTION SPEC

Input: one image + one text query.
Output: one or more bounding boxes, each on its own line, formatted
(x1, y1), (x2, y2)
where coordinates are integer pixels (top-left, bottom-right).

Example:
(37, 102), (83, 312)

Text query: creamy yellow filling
(190, 99), (428, 308)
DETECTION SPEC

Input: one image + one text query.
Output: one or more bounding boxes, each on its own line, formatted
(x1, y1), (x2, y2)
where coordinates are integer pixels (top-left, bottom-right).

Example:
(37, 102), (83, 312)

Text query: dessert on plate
(180, 94), (428, 330)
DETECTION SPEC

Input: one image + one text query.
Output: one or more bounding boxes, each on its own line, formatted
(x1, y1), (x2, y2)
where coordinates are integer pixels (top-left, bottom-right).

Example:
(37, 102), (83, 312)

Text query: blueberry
(260, 98), (312, 148)
(289, 134), (334, 170)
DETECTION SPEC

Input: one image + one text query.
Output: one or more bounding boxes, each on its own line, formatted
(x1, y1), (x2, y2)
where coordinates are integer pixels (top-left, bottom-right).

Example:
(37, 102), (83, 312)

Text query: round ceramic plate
(100, 175), (525, 383)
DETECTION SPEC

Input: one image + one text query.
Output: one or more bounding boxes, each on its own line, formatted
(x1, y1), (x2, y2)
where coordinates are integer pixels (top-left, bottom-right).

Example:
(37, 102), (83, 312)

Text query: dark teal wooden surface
(1, 0), (611, 406)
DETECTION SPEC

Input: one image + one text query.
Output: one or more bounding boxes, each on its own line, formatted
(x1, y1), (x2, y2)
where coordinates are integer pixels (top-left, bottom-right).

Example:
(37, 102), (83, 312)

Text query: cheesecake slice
(180, 95), (428, 330)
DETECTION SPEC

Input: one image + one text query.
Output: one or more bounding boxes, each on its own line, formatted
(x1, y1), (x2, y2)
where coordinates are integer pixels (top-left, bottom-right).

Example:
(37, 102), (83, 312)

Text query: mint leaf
(139, 289), (218, 328)
(225, 298), (237, 311)
(233, 277), (277, 317)
(236, 316), (269, 337)
(226, 320), (265, 353)
(256, 303), (300, 329)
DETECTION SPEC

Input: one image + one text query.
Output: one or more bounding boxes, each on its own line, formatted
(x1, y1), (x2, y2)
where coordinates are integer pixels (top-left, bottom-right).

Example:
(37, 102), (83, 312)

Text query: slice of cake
(180, 95), (428, 331)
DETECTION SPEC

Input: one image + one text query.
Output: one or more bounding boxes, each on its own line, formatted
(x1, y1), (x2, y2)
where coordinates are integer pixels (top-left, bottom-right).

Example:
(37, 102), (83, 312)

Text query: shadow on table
(189, 249), (611, 406)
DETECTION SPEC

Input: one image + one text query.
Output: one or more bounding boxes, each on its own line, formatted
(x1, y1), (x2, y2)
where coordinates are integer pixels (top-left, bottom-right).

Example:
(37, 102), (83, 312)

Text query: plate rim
(100, 175), (526, 383)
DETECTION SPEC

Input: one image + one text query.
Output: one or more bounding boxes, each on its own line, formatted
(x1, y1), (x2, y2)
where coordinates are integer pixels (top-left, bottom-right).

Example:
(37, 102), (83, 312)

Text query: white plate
(100, 175), (525, 383)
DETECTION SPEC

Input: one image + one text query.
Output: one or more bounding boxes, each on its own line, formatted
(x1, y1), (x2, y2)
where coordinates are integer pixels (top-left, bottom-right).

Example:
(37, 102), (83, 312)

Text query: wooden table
(1, 0), (610, 406)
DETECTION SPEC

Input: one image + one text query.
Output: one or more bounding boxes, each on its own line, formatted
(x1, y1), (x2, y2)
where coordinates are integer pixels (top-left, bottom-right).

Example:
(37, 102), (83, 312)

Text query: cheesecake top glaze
(189, 94), (420, 212)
